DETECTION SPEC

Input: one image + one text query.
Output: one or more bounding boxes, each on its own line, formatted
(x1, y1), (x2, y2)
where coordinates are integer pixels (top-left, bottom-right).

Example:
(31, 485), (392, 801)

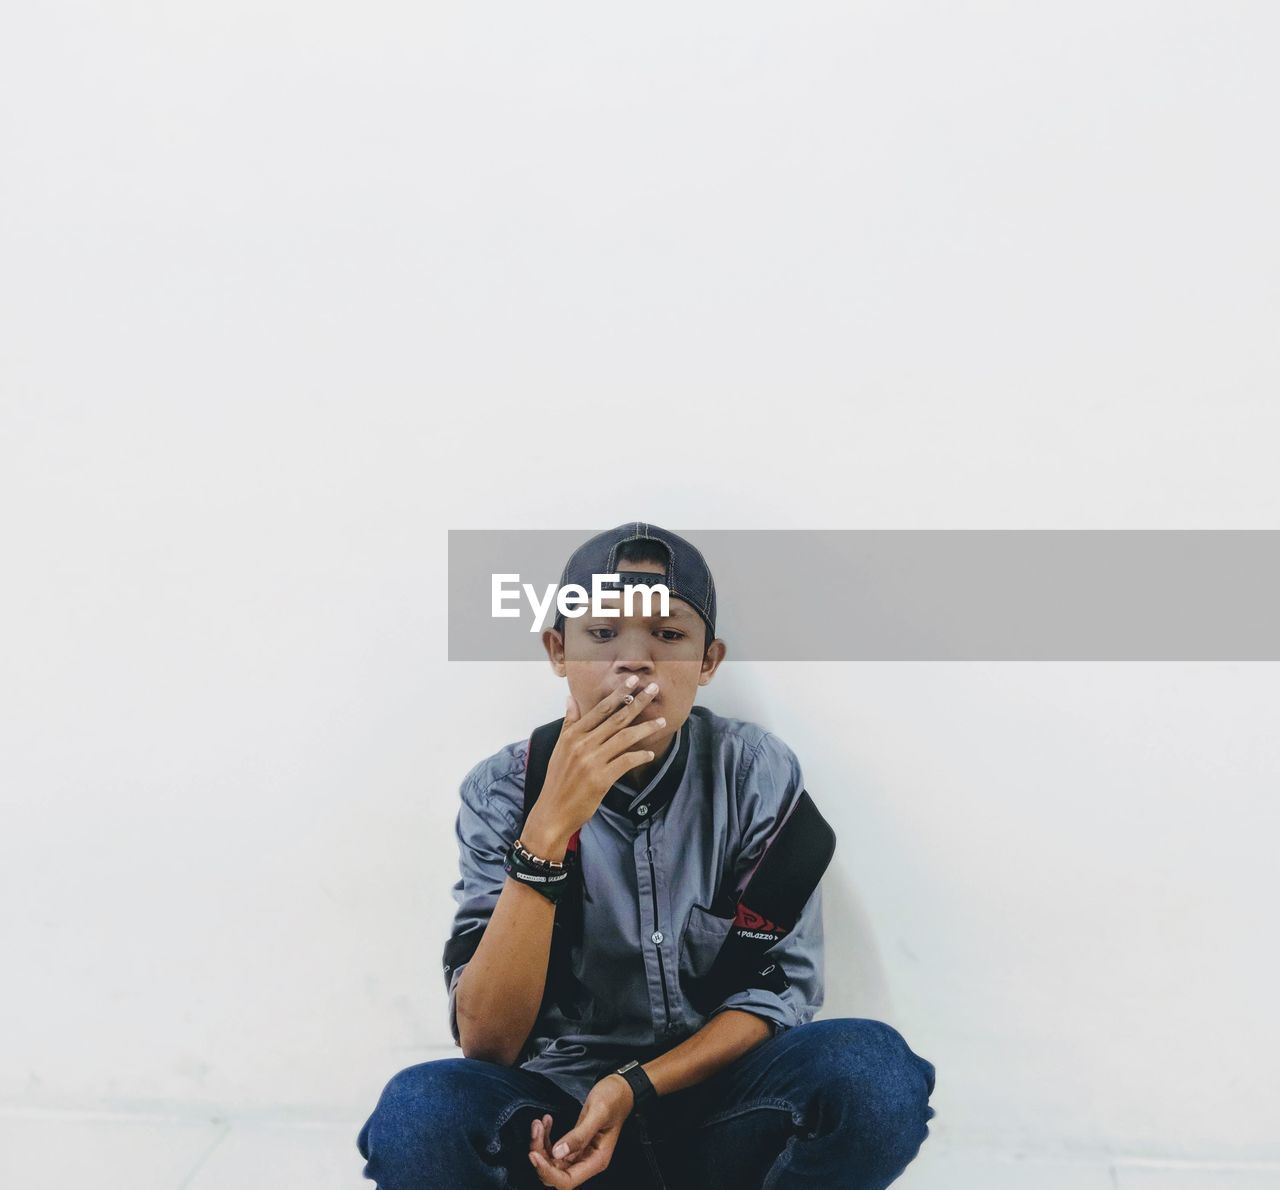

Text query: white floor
(2, 1110), (1278, 1189)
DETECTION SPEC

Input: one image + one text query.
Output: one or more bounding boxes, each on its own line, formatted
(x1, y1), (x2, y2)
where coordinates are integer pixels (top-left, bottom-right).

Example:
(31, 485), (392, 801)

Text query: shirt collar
(601, 724), (690, 825)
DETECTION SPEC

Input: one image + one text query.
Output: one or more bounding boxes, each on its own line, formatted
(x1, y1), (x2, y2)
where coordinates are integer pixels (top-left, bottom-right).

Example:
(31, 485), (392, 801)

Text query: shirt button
(651, 931), (664, 944)
(637, 805), (648, 816)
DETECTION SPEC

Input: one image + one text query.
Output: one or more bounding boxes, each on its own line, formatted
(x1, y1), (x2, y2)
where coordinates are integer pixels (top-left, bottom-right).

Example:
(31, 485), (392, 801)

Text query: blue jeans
(357, 1017), (937, 1189)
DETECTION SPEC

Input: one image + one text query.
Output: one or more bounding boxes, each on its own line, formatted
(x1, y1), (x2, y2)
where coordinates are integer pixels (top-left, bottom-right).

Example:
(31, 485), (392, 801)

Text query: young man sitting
(357, 522), (936, 1189)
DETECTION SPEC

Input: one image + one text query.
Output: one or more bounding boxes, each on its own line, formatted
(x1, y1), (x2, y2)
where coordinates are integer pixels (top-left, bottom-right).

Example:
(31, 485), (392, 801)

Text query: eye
(587, 627), (617, 641)
(656, 629), (685, 642)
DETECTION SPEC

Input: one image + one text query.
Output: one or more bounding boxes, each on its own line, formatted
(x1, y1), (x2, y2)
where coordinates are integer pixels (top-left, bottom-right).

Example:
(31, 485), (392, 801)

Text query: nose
(615, 658), (655, 681)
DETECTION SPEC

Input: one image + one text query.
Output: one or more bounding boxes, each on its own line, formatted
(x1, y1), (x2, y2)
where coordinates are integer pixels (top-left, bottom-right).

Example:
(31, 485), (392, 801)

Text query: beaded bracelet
(512, 837), (565, 870)
(504, 839), (572, 904)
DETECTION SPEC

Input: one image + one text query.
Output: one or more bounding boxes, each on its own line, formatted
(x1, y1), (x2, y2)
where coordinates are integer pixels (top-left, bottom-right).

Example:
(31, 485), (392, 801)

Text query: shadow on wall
(822, 866), (894, 1025)
(723, 681), (894, 1027)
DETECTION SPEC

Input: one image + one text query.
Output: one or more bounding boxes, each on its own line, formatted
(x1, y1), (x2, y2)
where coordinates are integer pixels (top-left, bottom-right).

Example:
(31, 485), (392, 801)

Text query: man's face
(542, 559), (725, 759)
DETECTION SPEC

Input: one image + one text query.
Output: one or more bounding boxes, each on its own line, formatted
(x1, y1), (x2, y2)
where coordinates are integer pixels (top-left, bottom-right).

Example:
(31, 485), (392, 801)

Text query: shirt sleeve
(707, 732), (827, 1038)
(443, 766), (523, 1047)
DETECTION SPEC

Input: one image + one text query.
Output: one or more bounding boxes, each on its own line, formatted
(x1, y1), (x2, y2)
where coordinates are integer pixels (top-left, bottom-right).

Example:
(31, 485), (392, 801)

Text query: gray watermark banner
(448, 530), (1280, 661)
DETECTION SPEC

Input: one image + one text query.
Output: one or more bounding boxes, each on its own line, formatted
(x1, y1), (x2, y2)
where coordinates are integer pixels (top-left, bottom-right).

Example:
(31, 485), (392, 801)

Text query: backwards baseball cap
(551, 522), (718, 647)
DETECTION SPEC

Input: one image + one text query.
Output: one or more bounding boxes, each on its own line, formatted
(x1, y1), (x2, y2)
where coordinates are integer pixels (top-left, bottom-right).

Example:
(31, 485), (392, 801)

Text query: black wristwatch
(612, 1059), (657, 1115)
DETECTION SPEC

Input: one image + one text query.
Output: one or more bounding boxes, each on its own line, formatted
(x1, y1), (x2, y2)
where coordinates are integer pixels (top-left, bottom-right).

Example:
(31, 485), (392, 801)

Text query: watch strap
(613, 1059), (657, 1115)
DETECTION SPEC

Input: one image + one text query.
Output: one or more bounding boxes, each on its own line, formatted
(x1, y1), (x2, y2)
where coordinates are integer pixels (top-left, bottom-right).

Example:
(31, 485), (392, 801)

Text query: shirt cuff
(707, 989), (798, 1037)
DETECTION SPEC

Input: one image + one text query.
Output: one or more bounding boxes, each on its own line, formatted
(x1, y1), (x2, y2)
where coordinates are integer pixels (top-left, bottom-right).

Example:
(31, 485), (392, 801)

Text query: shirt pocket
(677, 903), (735, 1017)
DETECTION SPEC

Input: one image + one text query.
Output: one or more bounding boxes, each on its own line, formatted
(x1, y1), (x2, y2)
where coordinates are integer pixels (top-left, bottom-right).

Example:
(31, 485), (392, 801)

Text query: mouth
(616, 684), (658, 703)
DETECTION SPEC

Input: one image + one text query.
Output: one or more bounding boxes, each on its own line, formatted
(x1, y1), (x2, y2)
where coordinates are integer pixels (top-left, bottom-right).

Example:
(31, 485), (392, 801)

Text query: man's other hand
(528, 1075), (635, 1187)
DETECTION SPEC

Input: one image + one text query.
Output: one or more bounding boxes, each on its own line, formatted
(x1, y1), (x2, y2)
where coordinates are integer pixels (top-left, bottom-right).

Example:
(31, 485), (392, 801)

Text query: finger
(603, 748), (661, 785)
(560, 1143), (613, 1187)
(531, 1116), (563, 1166)
(571, 681), (640, 734)
(528, 1149), (571, 1188)
(536, 1116), (566, 1168)
(538, 1136), (605, 1186)
(551, 1118), (603, 1162)
(549, 1101), (602, 1164)
(585, 681), (660, 743)
(599, 715), (667, 761)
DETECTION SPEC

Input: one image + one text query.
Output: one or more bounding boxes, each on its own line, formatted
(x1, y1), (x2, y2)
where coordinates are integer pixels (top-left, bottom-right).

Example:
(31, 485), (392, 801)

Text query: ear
(698, 638), (727, 686)
(542, 627), (567, 677)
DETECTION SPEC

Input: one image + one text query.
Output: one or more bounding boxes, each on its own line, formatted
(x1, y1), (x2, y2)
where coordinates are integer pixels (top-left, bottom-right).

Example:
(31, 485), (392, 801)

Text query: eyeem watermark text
(492, 574), (671, 633)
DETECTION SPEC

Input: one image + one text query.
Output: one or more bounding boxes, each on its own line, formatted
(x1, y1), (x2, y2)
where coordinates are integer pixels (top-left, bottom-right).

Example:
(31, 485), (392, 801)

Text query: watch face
(617, 1060), (638, 1074)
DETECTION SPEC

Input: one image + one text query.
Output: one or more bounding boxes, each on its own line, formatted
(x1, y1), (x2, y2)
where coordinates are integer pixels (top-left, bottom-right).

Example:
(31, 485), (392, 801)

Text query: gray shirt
(444, 703), (826, 1103)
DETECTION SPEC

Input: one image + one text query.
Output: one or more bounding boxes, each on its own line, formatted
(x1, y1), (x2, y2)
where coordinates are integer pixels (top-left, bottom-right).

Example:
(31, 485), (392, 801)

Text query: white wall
(2, 0), (1278, 1166)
